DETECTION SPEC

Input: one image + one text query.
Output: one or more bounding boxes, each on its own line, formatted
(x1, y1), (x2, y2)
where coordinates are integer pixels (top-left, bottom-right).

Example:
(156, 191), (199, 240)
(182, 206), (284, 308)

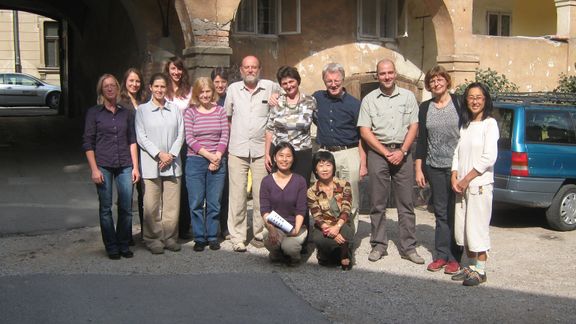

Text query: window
(487, 12), (511, 36)
(494, 107), (514, 150)
(525, 110), (576, 144)
(19, 75), (39, 86)
(358, 0), (405, 41)
(234, 0), (300, 35)
(44, 22), (59, 67)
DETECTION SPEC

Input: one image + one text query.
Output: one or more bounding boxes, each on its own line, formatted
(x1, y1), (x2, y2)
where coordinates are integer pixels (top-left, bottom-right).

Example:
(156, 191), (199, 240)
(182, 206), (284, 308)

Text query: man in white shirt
(225, 55), (278, 252)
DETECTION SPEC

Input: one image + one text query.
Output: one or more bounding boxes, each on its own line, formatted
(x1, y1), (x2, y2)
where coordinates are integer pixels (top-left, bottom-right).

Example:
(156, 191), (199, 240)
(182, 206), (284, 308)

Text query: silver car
(0, 73), (61, 109)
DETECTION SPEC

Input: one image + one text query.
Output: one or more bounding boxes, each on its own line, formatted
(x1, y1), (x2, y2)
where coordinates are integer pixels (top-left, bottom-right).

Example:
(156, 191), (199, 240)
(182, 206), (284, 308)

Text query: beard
(243, 74), (259, 85)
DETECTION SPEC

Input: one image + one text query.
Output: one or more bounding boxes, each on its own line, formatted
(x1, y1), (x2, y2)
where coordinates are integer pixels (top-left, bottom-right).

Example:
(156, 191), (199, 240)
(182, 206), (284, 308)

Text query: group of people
(82, 54), (499, 286)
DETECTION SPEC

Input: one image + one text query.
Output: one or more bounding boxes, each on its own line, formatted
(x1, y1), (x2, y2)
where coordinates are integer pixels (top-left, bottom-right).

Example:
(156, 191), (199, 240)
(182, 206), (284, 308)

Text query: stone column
(427, 0), (480, 87)
(175, 0), (240, 80)
(555, 0), (576, 36)
(183, 19), (233, 80)
(437, 54), (479, 88)
(555, 0), (576, 74)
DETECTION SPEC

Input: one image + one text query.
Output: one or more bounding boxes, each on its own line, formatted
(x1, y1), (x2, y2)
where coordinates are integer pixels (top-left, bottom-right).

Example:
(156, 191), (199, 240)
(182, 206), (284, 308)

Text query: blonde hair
(190, 77), (219, 106)
(96, 74), (120, 105)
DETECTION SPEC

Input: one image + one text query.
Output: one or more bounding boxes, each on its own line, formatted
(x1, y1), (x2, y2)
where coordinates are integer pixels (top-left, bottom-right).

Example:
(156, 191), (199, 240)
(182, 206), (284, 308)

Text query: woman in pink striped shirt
(184, 77), (229, 251)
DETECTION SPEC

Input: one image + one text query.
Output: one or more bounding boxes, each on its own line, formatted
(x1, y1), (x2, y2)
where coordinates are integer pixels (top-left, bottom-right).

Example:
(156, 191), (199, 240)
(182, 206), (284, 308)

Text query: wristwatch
(400, 148), (408, 156)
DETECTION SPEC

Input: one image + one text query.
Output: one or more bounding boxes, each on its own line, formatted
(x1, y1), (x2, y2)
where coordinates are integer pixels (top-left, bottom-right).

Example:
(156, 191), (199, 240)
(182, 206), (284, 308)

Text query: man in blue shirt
(312, 63), (367, 234)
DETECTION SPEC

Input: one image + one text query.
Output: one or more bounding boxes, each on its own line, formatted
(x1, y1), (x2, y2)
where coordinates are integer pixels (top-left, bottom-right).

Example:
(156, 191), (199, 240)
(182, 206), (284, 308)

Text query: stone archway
(422, 0), (479, 86)
(173, 0), (240, 79)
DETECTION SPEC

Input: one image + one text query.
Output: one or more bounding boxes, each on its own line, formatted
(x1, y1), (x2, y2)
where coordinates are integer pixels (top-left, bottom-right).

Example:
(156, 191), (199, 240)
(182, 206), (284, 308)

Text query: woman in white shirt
(164, 57), (193, 239)
(135, 73), (184, 254)
(450, 82), (499, 286)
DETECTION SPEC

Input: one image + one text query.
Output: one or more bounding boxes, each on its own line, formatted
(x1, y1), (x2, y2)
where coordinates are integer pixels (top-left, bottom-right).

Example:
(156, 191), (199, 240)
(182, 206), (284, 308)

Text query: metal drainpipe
(13, 10), (22, 73)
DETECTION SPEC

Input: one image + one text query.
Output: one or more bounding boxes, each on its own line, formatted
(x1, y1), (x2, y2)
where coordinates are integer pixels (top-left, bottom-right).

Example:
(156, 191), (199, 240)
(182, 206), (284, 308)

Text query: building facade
(0, 10), (60, 84)
(0, 0), (573, 116)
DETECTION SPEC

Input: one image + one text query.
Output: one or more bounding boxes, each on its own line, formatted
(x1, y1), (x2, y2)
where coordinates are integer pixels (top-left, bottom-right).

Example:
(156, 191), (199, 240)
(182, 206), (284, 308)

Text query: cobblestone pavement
(1, 208), (575, 323)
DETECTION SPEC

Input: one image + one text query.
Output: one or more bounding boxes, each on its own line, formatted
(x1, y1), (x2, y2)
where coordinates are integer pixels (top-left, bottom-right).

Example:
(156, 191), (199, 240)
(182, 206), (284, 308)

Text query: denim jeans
(425, 165), (460, 262)
(96, 166), (133, 255)
(186, 156), (227, 243)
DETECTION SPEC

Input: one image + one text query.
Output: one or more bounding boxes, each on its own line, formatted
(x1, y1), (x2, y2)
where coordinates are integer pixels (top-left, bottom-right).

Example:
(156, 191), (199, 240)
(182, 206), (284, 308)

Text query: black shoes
(193, 242), (207, 252)
(110, 250), (133, 259)
(209, 241), (221, 250)
(195, 241), (220, 251)
(120, 250), (134, 258)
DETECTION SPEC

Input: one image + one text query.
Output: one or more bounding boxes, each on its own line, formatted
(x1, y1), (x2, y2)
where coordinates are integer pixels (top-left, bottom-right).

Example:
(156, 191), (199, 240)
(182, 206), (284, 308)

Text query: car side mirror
(36, 82), (43, 87)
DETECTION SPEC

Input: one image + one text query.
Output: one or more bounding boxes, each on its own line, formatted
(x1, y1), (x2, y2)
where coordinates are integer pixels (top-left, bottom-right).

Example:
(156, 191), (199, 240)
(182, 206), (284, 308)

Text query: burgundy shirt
(82, 104), (136, 168)
(260, 173), (308, 226)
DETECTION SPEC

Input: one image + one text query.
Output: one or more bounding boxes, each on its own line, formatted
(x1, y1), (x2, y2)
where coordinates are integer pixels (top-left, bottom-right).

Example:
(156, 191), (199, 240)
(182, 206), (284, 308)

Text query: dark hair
(148, 72), (169, 87)
(272, 142), (296, 172)
(211, 67), (229, 81)
(312, 151), (336, 179)
(163, 56), (191, 99)
(424, 65), (452, 91)
(461, 82), (493, 128)
(276, 66), (301, 85)
(120, 68), (146, 104)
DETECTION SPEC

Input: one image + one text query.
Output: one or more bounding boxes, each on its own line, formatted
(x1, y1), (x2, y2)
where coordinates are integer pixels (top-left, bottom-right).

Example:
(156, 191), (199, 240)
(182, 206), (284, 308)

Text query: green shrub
(554, 73), (576, 93)
(454, 68), (519, 95)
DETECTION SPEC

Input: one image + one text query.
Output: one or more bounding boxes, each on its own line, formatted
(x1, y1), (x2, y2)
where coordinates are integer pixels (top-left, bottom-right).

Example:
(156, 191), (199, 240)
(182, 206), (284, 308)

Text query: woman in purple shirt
(260, 142), (308, 266)
(184, 77), (229, 251)
(83, 74), (140, 260)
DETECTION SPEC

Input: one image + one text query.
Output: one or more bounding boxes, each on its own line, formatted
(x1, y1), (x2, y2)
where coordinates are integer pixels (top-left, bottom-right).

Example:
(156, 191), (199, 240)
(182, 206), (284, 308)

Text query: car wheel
(546, 184), (576, 231)
(46, 92), (60, 109)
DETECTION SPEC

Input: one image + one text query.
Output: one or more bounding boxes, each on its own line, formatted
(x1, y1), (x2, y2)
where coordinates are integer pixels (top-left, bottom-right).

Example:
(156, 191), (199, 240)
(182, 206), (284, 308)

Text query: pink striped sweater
(184, 105), (229, 156)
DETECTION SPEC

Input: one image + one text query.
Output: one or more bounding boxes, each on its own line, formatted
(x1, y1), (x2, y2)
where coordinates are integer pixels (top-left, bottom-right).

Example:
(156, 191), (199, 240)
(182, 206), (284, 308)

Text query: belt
(320, 143), (358, 152)
(384, 143), (403, 149)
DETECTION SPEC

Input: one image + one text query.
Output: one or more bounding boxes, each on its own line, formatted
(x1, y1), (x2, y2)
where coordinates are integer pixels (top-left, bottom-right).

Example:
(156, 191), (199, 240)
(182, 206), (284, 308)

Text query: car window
(16, 75), (38, 86)
(525, 110), (576, 144)
(0, 75), (4, 84)
(494, 107), (513, 150)
(5, 75), (17, 85)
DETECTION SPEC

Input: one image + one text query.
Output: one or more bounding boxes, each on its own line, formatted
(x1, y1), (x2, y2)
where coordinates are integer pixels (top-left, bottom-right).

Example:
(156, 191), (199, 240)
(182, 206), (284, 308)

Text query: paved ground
(0, 114), (97, 234)
(1, 209), (575, 323)
(1, 115), (575, 323)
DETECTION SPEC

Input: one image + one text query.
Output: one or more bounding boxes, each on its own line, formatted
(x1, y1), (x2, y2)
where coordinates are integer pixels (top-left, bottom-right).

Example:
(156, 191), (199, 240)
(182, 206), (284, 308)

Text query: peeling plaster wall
(229, 0), (426, 98)
(228, 0), (570, 97)
(473, 35), (568, 91)
(398, 1), (438, 86)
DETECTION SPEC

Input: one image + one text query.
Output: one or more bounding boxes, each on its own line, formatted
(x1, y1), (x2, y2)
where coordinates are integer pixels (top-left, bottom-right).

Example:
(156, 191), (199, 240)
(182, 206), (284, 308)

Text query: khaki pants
(264, 227), (308, 262)
(227, 154), (267, 244)
(142, 177), (181, 249)
(454, 184), (493, 252)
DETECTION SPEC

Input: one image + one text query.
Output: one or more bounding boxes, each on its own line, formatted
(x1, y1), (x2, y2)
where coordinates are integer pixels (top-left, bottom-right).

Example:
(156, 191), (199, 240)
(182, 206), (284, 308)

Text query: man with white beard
(224, 55), (279, 252)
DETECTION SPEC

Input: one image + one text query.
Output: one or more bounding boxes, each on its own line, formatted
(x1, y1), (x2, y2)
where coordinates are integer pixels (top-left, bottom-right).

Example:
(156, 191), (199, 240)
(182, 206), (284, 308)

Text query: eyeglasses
(428, 78), (446, 85)
(467, 96), (485, 102)
(103, 84), (118, 90)
(324, 79), (342, 86)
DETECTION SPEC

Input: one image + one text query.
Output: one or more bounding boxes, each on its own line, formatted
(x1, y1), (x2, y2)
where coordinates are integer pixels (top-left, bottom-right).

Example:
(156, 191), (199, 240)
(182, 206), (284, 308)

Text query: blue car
(492, 93), (576, 231)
